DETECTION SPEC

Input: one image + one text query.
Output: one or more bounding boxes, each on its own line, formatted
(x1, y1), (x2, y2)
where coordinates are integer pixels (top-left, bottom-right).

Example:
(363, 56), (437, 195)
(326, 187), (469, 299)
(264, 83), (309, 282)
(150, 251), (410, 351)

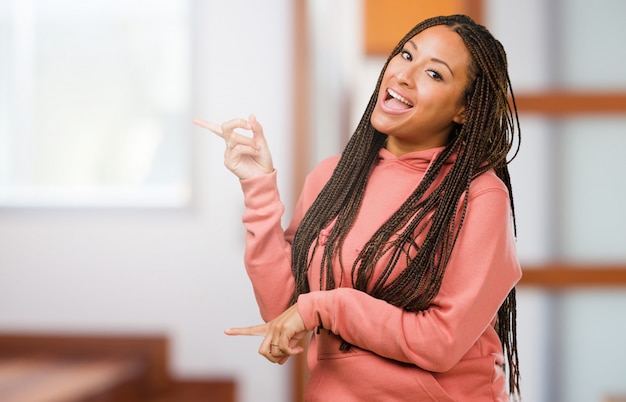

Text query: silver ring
(270, 343), (279, 348)
(226, 143), (234, 149)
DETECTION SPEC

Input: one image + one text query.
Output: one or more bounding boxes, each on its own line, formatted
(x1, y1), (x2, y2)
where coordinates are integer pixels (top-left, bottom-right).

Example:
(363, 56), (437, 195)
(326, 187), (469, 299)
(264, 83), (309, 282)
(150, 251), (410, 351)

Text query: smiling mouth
(385, 89), (414, 109)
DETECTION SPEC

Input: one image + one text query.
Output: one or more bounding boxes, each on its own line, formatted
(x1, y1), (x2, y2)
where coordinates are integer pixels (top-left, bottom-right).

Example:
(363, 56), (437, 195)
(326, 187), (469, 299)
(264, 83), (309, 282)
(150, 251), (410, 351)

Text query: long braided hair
(291, 14), (521, 396)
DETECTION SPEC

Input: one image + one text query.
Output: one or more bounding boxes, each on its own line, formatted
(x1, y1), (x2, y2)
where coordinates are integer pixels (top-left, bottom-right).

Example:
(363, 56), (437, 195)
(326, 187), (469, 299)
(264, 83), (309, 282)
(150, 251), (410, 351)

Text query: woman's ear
(452, 105), (466, 125)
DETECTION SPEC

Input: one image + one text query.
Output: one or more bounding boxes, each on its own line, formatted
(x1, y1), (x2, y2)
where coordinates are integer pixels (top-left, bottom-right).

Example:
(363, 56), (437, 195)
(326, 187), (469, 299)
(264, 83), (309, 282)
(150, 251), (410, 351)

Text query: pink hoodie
(240, 147), (521, 401)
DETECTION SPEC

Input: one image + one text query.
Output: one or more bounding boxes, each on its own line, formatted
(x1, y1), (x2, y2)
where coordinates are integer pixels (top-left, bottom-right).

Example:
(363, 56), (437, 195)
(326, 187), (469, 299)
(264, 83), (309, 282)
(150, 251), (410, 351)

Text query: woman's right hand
(193, 114), (274, 180)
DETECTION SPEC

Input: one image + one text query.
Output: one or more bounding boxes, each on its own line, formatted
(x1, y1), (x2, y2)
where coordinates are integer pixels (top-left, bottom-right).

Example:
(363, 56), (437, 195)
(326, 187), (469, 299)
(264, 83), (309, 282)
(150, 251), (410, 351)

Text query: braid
(291, 14), (521, 397)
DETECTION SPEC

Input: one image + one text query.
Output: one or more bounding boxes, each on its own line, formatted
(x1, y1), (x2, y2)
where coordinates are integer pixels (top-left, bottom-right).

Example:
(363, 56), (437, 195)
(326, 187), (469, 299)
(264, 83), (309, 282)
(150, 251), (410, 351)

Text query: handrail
(515, 92), (626, 115)
(519, 265), (626, 288)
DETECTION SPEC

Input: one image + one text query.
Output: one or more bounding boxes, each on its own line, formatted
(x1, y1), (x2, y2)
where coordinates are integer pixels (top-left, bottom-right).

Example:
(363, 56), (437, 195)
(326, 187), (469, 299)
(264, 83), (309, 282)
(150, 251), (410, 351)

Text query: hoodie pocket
(306, 334), (455, 402)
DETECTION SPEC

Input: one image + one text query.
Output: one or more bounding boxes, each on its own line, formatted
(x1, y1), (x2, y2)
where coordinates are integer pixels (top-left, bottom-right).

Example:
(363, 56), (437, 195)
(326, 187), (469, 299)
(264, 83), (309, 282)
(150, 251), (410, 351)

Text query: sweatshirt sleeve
(296, 183), (522, 372)
(240, 170), (297, 321)
(240, 157), (339, 322)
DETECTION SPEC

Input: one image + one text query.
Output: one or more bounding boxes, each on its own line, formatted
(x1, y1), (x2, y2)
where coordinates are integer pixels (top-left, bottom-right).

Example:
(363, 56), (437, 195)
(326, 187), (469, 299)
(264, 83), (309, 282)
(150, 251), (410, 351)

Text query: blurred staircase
(0, 333), (235, 402)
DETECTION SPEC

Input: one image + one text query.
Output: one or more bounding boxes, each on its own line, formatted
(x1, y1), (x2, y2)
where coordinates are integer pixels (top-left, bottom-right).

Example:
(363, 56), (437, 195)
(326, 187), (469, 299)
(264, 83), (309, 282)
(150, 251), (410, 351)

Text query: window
(0, 0), (191, 207)
(488, 0), (626, 400)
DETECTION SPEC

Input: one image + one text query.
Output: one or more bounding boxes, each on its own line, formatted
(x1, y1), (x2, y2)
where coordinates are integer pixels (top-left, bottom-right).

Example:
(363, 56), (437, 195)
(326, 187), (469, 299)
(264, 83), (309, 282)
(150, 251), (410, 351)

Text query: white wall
(0, 1), (292, 402)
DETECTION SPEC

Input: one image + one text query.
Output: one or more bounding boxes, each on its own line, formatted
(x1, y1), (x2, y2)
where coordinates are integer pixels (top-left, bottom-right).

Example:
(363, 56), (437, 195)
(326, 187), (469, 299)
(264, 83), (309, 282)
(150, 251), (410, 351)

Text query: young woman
(195, 14), (522, 402)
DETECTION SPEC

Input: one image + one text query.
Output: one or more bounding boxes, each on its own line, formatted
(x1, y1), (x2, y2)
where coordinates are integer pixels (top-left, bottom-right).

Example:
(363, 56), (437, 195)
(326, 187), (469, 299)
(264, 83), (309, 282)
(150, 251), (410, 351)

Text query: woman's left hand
(225, 304), (309, 364)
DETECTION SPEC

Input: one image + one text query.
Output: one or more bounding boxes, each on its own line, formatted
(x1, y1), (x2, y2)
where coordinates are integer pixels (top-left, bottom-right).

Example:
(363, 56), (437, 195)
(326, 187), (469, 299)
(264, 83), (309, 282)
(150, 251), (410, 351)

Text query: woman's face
(371, 25), (471, 156)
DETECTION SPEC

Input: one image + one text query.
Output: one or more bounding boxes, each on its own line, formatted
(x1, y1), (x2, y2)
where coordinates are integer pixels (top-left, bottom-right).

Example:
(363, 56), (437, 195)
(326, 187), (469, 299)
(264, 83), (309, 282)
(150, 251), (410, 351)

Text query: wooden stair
(0, 355), (145, 402)
(0, 333), (235, 402)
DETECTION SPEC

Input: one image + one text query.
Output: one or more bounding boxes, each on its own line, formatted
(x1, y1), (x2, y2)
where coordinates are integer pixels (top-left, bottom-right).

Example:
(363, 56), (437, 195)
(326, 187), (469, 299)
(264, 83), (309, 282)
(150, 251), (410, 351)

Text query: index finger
(224, 322), (268, 337)
(192, 118), (224, 138)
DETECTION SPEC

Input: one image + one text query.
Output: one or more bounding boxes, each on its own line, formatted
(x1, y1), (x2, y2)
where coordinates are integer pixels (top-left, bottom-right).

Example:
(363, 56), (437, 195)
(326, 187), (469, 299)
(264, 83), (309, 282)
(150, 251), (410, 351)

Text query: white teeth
(387, 89), (413, 107)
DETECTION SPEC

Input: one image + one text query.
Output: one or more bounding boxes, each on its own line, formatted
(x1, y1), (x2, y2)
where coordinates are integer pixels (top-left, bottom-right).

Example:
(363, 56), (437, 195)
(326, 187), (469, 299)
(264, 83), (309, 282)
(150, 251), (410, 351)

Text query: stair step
(146, 380), (235, 402)
(0, 355), (145, 402)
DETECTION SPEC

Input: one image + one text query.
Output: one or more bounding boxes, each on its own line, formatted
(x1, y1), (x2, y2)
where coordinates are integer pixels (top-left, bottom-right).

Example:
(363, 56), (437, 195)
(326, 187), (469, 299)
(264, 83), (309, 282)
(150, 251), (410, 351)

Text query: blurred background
(0, 0), (625, 401)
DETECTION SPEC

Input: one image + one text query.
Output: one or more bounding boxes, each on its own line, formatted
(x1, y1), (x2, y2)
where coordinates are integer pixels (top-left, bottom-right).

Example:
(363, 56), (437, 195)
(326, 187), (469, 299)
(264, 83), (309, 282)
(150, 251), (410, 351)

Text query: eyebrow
(407, 40), (454, 76)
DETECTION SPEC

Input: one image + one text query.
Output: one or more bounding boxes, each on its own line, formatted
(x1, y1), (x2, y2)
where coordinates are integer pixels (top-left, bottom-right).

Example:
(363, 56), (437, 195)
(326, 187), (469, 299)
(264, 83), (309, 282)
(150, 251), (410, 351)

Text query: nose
(395, 64), (415, 88)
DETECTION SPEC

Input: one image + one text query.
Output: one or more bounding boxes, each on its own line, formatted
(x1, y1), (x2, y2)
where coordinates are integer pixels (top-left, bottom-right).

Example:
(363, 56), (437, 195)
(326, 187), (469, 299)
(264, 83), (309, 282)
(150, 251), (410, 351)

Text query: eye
(401, 50), (412, 61)
(427, 69), (443, 81)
